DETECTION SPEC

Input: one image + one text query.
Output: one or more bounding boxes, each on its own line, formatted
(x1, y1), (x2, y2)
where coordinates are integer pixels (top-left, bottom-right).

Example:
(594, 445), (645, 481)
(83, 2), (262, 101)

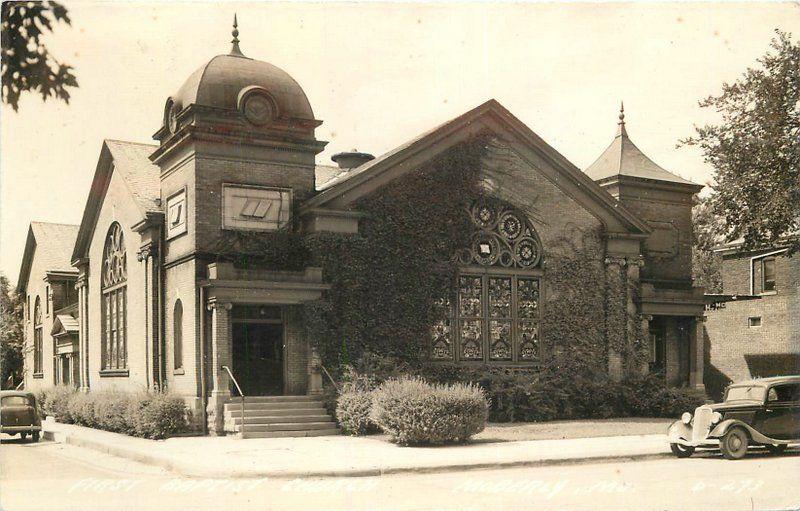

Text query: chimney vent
(331, 150), (375, 169)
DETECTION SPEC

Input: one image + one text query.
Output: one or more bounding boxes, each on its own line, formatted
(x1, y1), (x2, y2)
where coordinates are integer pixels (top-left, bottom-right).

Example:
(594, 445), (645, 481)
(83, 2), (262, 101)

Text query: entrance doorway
(231, 305), (284, 396)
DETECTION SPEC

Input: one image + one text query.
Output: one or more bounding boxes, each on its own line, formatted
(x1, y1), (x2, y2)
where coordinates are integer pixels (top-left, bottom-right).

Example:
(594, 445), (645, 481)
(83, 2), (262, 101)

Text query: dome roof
(172, 53), (314, 121)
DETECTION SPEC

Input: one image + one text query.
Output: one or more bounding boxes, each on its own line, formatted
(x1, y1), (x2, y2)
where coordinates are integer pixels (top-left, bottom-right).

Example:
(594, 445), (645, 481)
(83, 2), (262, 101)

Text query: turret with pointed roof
(586, 104), (703, 285)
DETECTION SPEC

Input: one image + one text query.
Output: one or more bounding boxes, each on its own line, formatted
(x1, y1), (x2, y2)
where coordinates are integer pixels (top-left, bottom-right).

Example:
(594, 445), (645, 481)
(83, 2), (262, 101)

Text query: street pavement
(1, 435), (798, 511)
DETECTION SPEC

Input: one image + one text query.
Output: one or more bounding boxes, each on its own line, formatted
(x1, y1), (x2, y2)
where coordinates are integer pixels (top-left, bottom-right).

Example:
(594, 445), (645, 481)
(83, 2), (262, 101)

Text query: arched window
(173, 300), (183, 370)
(101, 223), (127, 371)
(432, 198), (543, 364)
(33, 296), (43, 375)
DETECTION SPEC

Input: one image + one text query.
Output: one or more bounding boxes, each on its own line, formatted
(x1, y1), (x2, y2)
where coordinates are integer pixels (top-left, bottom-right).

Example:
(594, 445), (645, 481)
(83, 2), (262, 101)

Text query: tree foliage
(692, 195), (724, 293)
(1, 1), (78, 111)
(683, 30), (800, 253)
(0, 274), (25, 388)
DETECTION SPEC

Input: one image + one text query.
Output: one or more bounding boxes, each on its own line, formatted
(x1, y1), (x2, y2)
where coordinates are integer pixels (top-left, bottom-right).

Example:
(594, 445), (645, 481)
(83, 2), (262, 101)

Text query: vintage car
(668, 375), (800, 459)
(0, 391), (42, 442)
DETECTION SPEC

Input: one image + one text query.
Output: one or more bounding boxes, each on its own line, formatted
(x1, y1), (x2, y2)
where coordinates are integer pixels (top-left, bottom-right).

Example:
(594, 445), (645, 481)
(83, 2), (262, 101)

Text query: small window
(1, 396), (32, 406)
(762, 257), (776, 292)
(748, 317), (762, 328)
(173, 300), (183, 370)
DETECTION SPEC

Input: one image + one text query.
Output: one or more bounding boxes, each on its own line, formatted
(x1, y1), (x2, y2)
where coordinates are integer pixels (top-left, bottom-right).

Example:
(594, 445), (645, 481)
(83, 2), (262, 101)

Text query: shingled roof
(585, 105), (699, 188)
(104, 140), (161, 213)
(17, 222), (80, 292)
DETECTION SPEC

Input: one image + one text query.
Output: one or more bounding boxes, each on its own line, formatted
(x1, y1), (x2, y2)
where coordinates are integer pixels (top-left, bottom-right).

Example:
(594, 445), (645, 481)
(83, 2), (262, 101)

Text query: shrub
(37, 385), (75, 421)
(130, 392), (190, 439)
(335, 366), (379, 436)
(35, 387), (188, 439)
(370, 377), (488, 445)
(336, 390), (376, 436)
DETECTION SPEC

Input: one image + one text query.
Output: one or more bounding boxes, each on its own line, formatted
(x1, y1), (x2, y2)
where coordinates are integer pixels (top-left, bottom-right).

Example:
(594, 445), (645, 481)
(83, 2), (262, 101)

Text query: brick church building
(18, 24), (707, 435)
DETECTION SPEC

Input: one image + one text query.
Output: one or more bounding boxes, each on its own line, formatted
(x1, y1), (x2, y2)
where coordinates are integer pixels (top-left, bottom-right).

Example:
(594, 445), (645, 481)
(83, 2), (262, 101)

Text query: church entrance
(231, 305), (284, 396)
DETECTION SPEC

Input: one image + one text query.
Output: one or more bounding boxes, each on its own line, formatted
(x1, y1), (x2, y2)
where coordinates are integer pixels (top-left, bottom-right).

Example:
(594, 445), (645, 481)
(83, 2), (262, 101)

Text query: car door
(756, 384), (800, 440)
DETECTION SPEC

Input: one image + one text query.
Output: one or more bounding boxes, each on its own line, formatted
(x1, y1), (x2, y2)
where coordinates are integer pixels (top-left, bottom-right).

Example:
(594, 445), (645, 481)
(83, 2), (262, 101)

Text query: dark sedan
(668, 375), (800, 459)
(0, 391), (41, 442)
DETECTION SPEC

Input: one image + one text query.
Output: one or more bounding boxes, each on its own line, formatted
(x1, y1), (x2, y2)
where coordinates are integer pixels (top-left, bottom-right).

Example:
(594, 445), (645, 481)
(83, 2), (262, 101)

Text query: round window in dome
(239, 87), (278, 126)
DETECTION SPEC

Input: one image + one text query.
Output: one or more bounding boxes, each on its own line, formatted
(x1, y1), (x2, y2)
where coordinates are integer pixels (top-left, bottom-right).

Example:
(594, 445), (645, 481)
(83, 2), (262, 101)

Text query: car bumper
(667, 421), (720, 447)
(0, 425), (42, 433)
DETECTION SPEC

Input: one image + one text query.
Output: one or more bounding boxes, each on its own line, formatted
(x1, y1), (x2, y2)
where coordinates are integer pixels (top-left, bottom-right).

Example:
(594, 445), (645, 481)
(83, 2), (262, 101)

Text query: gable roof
(304, 99), (651, 236)
(71, 140), (162, 265)
(51, 314), (79, 336)
(17, 222), (79, 292)
(585, 109), (700, 188)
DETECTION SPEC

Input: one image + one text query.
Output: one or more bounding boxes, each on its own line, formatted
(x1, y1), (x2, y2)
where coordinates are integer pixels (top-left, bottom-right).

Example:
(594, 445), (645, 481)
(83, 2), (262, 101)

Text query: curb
(44, 427), (672, 479)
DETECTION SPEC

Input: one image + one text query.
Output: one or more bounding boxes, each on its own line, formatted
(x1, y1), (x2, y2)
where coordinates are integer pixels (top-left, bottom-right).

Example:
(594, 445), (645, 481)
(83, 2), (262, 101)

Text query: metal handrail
(320, 364), (340, 394)
(221, 365), (246, 438)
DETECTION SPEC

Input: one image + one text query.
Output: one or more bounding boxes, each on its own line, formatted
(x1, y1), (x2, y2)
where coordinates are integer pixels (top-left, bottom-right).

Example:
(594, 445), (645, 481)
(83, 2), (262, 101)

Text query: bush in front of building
(37, 387), (189, 439)
(370, 377), (489, 445)
(335, 367), (379, 436)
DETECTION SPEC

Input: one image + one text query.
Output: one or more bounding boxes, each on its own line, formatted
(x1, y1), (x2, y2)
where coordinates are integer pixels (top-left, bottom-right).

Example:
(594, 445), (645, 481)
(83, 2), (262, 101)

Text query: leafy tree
(1, 1), (78, 111)
(0, 274), (25, 389)
(692, 195), (723, 293)
(683, 30), (799, 253)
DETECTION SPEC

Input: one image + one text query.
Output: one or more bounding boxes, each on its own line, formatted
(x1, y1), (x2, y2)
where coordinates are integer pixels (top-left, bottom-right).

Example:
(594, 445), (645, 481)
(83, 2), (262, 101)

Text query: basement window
(748, 317), (762, 328)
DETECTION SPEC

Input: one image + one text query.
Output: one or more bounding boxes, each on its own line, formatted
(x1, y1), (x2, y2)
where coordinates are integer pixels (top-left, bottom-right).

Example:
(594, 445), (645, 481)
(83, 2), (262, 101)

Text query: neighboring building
(704, 241), (800, 398)
(18, 23), (707, 435)
(17, 222), (80, 389)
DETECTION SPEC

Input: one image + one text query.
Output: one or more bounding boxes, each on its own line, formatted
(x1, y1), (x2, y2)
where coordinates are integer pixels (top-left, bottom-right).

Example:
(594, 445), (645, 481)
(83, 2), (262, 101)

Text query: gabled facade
(20, 26), (708, 435)
(17, 222), (80, 390)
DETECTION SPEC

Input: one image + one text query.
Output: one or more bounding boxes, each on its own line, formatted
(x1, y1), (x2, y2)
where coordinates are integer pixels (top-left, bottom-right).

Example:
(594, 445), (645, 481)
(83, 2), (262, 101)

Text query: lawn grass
(473, 417), (674, 442)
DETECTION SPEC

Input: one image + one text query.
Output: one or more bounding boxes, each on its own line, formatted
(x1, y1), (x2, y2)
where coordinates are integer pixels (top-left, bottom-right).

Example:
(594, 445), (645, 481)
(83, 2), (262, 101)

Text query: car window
(1, 396), (31, 406)
(769, 384), (800, 403)
(725, 385), (766, 402)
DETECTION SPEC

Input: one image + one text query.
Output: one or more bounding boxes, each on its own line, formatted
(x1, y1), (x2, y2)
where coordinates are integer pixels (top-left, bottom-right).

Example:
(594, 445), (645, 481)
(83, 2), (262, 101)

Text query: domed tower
(150, 17), (326, 258)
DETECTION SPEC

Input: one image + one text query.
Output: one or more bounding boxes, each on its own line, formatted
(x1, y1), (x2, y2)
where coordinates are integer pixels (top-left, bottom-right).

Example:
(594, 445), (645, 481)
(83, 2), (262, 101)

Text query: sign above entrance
(222, 184), (292, 231)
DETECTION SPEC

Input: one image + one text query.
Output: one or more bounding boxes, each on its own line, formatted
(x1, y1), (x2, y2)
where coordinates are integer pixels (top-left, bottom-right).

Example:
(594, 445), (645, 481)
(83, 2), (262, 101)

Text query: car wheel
(20, 432), (28, 441)
(670, 443), (695, 458)
(32, 432), (40, 443)
(765, 444), (787, 454)
(720, 427), (749, 460)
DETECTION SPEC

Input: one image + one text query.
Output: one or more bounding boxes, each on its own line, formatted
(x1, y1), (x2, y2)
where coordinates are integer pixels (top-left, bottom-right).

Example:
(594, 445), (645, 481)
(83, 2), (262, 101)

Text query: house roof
(71, 140), (163, 264)
(585, 106), (701, 189)
(304, 99), (651, 236)
(17, 222), (79, 293)
(105, 140), (161, 213)
(314, 164), (343, 190)
(51, 314), (79, 336)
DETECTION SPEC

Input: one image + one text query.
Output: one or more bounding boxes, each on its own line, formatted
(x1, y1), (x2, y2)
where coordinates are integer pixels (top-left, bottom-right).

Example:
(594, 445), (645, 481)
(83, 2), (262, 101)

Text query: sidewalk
(43, 419), (674, 479)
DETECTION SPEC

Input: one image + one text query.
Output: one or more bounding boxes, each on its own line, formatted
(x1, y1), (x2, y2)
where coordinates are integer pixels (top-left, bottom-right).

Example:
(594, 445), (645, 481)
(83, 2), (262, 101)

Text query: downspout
(158, 224), (166, 388)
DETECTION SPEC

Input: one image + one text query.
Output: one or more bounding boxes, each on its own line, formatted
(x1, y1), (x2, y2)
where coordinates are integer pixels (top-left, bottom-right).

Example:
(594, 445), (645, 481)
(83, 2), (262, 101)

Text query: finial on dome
(617, 101), (627, 137)
(230, 14), (244, 57)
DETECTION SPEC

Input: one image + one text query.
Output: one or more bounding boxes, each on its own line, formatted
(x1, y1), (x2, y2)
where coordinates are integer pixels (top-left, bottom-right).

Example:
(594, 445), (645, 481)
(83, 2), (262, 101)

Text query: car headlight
(681, 412), (692, 425)
(711, 412), (722, 424)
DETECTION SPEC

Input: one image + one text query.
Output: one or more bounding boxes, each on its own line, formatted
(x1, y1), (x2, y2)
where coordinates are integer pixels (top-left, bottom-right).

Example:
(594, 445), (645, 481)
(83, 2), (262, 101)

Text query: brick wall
(284, 305), (308, 395)
(22, 245), (56, 392)
(705, 249), (798, 388)
(85, 170), (150, 392)
(193, 155), (315, 254)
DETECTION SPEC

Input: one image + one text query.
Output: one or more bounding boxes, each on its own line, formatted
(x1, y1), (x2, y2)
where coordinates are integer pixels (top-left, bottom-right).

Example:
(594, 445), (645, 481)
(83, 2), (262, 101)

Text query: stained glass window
(431, 199), (543, 364)
(101, 223), (127, 371)
(430, 295), (453, 360)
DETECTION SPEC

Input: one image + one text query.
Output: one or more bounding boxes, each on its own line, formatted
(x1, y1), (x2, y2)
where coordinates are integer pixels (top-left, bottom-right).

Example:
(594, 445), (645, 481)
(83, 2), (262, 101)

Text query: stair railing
(319, 364), (340, 394)
(221, 365), (245, 438)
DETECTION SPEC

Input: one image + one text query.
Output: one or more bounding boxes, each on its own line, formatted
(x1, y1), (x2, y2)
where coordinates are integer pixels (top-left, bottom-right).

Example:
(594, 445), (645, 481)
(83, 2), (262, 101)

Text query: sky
(2, 1), (799, 284)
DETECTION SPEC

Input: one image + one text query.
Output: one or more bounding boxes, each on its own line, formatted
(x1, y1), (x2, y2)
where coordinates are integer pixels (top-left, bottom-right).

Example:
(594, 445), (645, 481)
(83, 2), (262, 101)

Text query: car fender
(667, 419), (692, 442)
(709, 419), (788, 445)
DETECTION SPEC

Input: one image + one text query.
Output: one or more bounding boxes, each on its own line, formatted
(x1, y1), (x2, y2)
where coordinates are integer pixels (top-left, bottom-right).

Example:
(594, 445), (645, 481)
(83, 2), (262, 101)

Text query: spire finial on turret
(617, 101), (627, 137)
(230, 14), (244, 57)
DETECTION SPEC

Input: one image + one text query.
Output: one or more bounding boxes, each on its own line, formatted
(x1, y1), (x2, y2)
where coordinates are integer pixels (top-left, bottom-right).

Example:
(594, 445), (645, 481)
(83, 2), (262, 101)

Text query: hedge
(370, 377), (489, 445)
(37, 387), (189, 440)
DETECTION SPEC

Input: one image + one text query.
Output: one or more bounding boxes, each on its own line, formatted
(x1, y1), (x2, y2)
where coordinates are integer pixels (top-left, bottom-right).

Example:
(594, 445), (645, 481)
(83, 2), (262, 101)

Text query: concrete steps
(223, 395), (339, 439)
